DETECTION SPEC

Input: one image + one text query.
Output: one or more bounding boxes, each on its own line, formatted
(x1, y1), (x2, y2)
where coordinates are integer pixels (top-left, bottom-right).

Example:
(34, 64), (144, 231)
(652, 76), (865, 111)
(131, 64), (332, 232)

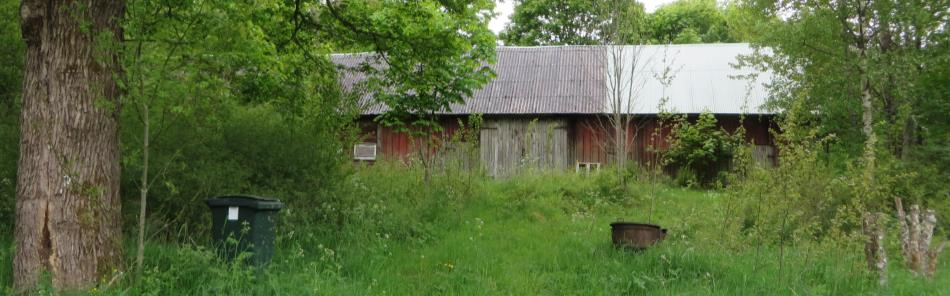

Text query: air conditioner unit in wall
(353, 143), (377, 160)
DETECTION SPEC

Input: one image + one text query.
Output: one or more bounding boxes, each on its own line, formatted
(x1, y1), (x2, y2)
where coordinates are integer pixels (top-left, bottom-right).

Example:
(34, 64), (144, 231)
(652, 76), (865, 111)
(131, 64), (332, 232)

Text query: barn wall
(716, 115), (775, 146)
(480, 117), (571, 177)
(356, 116), (464, 161)
(574, 118), (609, 164)
(574, 117), (674, 167)
(574, 114), (777, 168)
(359, 114), (777, 172)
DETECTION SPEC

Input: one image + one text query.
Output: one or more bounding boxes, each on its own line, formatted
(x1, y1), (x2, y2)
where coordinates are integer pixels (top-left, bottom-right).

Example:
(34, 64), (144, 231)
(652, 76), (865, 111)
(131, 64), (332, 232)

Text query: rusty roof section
(333, 46), (606, 115)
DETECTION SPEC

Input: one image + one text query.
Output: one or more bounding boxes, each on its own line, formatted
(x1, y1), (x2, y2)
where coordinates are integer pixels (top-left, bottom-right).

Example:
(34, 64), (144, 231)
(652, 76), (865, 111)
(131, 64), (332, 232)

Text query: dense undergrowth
(1, 162), (945, 295)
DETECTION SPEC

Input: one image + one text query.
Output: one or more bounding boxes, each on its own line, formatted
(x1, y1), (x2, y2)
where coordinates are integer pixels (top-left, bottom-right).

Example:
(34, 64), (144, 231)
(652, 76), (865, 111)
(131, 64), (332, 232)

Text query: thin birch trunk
(863, 212), (887, 286)
(136, 104), (149, 274)
(860, 74), (877, 179)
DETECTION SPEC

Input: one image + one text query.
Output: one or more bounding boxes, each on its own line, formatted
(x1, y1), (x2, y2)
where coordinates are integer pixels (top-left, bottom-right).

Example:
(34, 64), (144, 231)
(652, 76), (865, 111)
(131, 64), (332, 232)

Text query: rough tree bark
(15, 0), (124, 291)
(895, 197), (946, 278)
(862, 212), (887, 286)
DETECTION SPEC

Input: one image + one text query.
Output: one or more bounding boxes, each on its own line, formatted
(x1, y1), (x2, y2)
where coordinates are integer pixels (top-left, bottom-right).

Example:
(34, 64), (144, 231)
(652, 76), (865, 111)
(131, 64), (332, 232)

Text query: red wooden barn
(336, 44), (778, 177)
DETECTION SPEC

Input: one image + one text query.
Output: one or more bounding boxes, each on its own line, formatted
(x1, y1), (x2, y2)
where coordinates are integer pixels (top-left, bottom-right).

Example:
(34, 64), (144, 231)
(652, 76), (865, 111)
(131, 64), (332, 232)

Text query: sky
(489, 0), (681, 34)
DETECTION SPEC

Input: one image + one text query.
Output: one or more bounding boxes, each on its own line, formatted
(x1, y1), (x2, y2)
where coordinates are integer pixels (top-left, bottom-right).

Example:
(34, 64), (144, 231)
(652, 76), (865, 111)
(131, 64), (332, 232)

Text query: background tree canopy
(647, 0), (732, 43)
(501, 0), (767, 45)
(499, 0), (647, 45)
(742, 0), (949, 204)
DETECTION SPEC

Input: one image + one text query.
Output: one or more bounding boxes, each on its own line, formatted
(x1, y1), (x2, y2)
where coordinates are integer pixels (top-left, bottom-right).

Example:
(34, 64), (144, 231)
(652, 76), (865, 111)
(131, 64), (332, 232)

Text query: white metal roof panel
(604, 43), (774, 114)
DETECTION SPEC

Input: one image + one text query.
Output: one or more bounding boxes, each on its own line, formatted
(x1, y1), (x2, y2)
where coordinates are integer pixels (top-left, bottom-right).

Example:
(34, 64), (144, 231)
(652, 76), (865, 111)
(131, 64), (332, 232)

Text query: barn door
(550, 126), (569, 169)
(536, 124), (568, 170)
(480, 126), (499, 177)
(526, 121), (569, 171)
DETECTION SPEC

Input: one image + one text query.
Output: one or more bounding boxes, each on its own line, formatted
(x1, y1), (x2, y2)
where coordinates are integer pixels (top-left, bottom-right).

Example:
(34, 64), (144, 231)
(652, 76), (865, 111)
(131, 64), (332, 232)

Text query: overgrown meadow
(2, 159), (946, 295)
(0, 0), (947, 294)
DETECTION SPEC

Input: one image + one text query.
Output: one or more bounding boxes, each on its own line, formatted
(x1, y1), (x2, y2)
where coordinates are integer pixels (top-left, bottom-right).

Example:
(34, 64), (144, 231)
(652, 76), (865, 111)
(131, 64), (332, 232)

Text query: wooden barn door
(526, 121), (569, 171)
(480, 126), (500, 177)
(480, 118), (571, 177)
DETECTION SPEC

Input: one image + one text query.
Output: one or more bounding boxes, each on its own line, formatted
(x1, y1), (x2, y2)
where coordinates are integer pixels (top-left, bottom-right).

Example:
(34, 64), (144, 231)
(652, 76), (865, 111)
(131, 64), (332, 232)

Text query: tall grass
(1, 164), (946, 295)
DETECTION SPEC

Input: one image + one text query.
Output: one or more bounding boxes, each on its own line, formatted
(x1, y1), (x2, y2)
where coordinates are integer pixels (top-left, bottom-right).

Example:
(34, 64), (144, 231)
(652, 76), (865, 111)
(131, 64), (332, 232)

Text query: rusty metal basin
(610, 222), (667, 250)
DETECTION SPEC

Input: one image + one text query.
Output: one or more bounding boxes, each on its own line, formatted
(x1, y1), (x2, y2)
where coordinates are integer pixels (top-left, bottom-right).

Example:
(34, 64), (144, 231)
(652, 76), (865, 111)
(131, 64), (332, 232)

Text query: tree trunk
(900, 115), (915, 161)
(853, 2), (876, 188)
(136, 104), (148, 274)
(863, 212), (888, 286)
(614, 113), (625, 185)
(860, 78), (876, 174)
(15, 0), (124, 291)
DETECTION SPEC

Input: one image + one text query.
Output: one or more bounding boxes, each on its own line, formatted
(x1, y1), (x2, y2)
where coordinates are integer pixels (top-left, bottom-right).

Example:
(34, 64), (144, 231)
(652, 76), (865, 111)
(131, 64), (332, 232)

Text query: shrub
(0, 109), (16, 234)
(725, 141), (855, 247)
(664, 112), (743, 187)
(120, 102), (353, 242)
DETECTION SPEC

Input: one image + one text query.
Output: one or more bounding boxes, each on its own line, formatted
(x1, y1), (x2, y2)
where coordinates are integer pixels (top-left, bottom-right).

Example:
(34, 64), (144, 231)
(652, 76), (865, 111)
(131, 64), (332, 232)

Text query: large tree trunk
(15, 0), (124, 291)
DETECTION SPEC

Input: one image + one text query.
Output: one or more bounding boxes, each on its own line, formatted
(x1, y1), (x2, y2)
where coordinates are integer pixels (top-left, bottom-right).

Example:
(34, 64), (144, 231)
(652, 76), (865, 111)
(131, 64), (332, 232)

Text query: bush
(310, 159), (488, 244)
(0, 108), (16, 234)
(120, 102), (353, 242)
(664, 112), (743, 187)
(725, 140), (856, 247)
(720, 118), (942, 247)
(0, 0), (22, 234)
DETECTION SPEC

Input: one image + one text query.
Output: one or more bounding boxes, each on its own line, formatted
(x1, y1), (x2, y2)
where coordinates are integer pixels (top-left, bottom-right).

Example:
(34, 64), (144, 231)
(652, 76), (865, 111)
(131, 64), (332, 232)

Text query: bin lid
(205, 195), (284, 210)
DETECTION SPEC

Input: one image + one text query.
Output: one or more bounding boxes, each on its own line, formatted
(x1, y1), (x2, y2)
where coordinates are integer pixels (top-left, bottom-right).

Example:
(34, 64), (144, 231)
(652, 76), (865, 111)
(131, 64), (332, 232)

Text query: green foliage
(119, 102), (351, 241)
(664, 113), (743, 187)
(323, 0), (496, 137)
(501, 0), (764, 46)
(730, 0), (950, 238)
(0, 0), (22, 234)
(742, 0), (950, 190)
(648, 0), (733, 44)
(5, 168), (949, 294)
(720, 0), (772, 42)
(314, 161), (483, 244)
(726, 139), (857, 247)
(117, 0), (356, 242)
(500, 0), (647, 45)
(1, 0), (946, 293)
(724, 99), (947, 252)
(0, 0), (23, 108)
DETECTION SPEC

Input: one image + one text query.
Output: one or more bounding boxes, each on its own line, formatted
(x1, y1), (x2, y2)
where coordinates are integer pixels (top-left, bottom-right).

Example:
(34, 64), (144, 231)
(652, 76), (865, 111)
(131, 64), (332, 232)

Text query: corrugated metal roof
(333, 43), (774, 116)
(604, 43), (773, 114)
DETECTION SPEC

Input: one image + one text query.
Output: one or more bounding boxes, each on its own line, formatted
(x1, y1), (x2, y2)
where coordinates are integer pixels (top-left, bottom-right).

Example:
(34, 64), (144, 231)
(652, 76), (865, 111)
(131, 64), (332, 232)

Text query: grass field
(2, 169), (947, 295)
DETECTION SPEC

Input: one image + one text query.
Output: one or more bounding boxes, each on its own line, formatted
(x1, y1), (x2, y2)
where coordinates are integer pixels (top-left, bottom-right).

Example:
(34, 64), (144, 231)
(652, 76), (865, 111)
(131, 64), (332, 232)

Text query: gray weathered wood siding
(480, 118), (571, 177)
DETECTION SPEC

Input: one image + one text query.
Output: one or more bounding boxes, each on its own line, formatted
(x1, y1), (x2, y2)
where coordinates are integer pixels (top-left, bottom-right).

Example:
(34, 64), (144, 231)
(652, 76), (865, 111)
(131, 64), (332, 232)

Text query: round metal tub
(610, 222), (667, 250)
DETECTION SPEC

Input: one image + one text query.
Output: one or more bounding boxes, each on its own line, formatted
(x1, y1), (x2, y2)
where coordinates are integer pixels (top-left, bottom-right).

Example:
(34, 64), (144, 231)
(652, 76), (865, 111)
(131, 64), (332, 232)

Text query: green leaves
(648, 0), (734, 44)
(115, 0), (361, 240)
(745, 0), (949, 170)
(0, 0), (23, 109)
(665, 112), (743, 187)
(324, 0), (496, 135)
(501, 0), (759, 46)
(501, 0), (648, 45)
